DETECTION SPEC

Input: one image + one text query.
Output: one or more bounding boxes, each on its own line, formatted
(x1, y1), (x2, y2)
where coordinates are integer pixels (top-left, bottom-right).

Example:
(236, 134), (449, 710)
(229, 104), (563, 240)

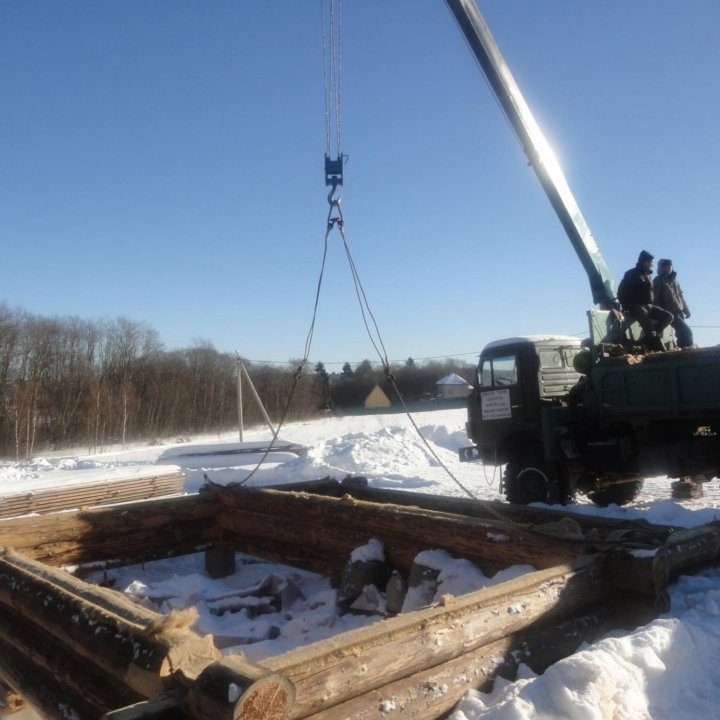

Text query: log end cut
(182, 659), (294, 720)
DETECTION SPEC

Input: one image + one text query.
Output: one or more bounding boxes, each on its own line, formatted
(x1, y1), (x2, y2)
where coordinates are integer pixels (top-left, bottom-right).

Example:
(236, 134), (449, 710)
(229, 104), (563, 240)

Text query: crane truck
(447, 0), (720, 506)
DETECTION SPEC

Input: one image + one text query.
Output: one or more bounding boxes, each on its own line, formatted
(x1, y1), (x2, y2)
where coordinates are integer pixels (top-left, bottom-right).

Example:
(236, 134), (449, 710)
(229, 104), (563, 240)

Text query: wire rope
(231, 204), (335, 486)
(321, 0), (343, 158)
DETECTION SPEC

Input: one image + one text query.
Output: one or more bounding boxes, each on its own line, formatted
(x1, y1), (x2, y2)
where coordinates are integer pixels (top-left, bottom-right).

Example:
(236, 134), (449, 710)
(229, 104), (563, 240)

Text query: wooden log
(0, 493), (220, 567)
(0, 634), (107, 720)
(183, 657), (295, 720)
(1, 550), (166, 626)
(0, 604), (143, 714)
(268, 477), (347, 495)
(272, 480), (676, 538)
(608, 547), (670, 595)
(665, 523), (720, 578)
(0, 680), (24, 715)
(102, 691), (186, 720)
(0, 549), (219, 697)
(218, 509), (434, 580)
(264, 556), (609, 718)
(299, 603), (614, 720)
(215, 487), (581, 575)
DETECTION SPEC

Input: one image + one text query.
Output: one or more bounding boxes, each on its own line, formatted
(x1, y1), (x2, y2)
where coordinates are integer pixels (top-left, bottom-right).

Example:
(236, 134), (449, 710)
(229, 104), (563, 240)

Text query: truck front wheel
(504, 456), (569, 505)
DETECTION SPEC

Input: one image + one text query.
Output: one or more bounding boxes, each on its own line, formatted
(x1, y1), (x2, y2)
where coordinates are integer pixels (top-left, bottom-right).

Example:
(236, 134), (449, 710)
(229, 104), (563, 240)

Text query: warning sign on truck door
(481, 389), (512, 420)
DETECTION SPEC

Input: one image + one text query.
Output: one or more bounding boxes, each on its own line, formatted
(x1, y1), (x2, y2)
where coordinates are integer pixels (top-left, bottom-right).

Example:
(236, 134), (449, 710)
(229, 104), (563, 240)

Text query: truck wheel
(504, 457), (568, 505)
(587, 480), (643, 507)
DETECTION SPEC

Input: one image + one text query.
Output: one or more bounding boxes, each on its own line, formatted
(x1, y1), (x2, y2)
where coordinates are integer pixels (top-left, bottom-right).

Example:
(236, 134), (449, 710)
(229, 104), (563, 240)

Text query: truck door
(472, 352), (524, 454)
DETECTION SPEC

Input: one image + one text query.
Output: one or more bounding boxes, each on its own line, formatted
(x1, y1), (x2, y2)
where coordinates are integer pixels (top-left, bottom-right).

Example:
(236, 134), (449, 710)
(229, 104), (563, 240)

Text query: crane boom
(445, 0), (617, 309)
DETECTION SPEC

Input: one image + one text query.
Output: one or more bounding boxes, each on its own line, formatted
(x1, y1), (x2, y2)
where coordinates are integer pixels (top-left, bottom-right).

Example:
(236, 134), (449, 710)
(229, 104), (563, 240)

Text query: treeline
(0, 304), (474, 459)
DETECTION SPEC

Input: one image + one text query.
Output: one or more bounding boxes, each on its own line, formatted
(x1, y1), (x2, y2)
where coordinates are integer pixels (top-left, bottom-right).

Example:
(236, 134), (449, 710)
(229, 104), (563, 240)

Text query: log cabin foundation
(0, 477), (717, 719)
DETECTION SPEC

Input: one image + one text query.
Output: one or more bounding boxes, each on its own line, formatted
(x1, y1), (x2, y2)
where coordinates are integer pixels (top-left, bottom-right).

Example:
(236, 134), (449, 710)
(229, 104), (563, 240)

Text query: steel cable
(232, 204), (335, 486)
(321, 0), (342, 157)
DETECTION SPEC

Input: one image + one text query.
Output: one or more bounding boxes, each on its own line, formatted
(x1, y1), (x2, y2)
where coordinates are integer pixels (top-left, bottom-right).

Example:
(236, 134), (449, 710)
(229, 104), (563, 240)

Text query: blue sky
(2, 1), (719, 368)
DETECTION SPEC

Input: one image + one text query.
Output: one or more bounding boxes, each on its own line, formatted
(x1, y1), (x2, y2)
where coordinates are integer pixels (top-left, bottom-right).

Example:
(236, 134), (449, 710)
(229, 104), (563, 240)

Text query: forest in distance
(0, 304), (474, 460)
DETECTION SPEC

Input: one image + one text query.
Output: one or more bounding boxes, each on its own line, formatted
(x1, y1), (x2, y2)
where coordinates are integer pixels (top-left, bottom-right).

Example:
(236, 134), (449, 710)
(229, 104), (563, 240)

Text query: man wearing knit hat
(617, 250), (673, 352)
(653, 259), (693, 348)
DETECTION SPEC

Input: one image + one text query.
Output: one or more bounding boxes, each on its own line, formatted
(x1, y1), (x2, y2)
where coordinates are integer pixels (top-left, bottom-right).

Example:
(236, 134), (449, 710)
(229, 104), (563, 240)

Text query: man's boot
(647, 333), (665, 352)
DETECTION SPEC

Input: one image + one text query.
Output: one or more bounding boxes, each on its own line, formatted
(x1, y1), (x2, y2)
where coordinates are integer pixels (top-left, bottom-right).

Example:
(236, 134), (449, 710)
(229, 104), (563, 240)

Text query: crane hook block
(325, 153), (345, 188)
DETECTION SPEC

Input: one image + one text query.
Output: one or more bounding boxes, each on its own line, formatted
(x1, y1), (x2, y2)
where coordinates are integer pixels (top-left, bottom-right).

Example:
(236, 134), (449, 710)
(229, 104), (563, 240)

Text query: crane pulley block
(325, 153), (345, 188)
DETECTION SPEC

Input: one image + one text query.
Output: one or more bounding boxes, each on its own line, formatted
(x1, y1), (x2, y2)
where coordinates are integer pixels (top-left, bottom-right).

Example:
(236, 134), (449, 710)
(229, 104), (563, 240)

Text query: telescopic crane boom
(445, 0), (618, 310)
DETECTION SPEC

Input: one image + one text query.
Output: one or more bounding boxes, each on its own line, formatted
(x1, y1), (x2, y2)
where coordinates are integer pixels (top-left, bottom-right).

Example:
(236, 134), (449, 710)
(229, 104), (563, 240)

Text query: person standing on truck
(617, 250), (673, 352)
(653, 258), (694, 349)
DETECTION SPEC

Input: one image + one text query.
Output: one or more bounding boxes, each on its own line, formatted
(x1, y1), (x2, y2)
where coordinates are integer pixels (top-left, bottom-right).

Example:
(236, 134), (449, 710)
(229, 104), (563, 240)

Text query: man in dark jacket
(653, 258), (693, 348)
(617, 250), (673, 352)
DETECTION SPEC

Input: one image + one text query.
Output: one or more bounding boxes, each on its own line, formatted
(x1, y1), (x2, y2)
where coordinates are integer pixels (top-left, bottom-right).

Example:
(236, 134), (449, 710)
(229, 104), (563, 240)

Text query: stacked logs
(0, 492), (220, 568)
(0, 482), (717, 719)
(213, 485), (584, 579)
(0, 549), (293, 720)
(206, 484), (679, 719)
(0, 470), (185, 520)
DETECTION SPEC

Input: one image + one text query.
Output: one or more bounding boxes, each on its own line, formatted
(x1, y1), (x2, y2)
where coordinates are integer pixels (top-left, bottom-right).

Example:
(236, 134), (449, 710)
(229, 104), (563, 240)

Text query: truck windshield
(479, 355), (517, 387)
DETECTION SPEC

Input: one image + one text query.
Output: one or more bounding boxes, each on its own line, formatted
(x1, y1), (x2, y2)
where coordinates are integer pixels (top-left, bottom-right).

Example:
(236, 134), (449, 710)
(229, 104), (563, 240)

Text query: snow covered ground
(2, 407), (720, 719)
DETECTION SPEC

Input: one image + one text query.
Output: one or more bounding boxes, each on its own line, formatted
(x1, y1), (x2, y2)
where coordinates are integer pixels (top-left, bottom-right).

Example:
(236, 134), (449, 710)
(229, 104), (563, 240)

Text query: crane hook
(325, 153), (345, 208)
(327, 182), (341, 208)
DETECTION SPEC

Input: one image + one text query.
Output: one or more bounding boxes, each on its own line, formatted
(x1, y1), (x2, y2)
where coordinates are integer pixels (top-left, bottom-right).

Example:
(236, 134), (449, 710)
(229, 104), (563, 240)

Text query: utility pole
(236, 353), (243, 442)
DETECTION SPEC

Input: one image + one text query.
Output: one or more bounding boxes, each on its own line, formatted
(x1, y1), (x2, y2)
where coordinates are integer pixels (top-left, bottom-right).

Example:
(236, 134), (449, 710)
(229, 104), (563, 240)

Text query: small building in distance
(364, 384), (391, 409)
(436, 373), (472, 399)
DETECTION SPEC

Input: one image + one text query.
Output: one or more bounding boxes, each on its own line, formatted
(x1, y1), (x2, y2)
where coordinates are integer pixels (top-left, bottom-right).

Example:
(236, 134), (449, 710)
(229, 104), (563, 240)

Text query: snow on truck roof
(482, 335), (582, 352)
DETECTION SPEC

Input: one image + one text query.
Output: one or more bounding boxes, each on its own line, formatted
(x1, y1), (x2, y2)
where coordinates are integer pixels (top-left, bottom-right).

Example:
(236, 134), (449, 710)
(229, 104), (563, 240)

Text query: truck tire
(503, 456), (569, 505)
(587, 480), (643, 507)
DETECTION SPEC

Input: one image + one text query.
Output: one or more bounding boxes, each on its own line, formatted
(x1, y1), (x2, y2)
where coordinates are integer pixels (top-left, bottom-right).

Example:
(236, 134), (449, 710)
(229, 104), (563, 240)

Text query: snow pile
(451, 568), (720, 720)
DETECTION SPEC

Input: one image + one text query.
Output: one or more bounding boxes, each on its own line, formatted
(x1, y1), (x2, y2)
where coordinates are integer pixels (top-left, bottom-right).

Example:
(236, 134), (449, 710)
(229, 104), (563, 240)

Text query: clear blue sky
(2, 1), (719, 368)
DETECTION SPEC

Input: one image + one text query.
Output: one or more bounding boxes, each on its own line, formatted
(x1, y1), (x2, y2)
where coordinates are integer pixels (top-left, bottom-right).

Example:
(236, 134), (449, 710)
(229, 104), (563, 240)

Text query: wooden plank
(264, 556), (608, 718)
(0, 471), (185, 519)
